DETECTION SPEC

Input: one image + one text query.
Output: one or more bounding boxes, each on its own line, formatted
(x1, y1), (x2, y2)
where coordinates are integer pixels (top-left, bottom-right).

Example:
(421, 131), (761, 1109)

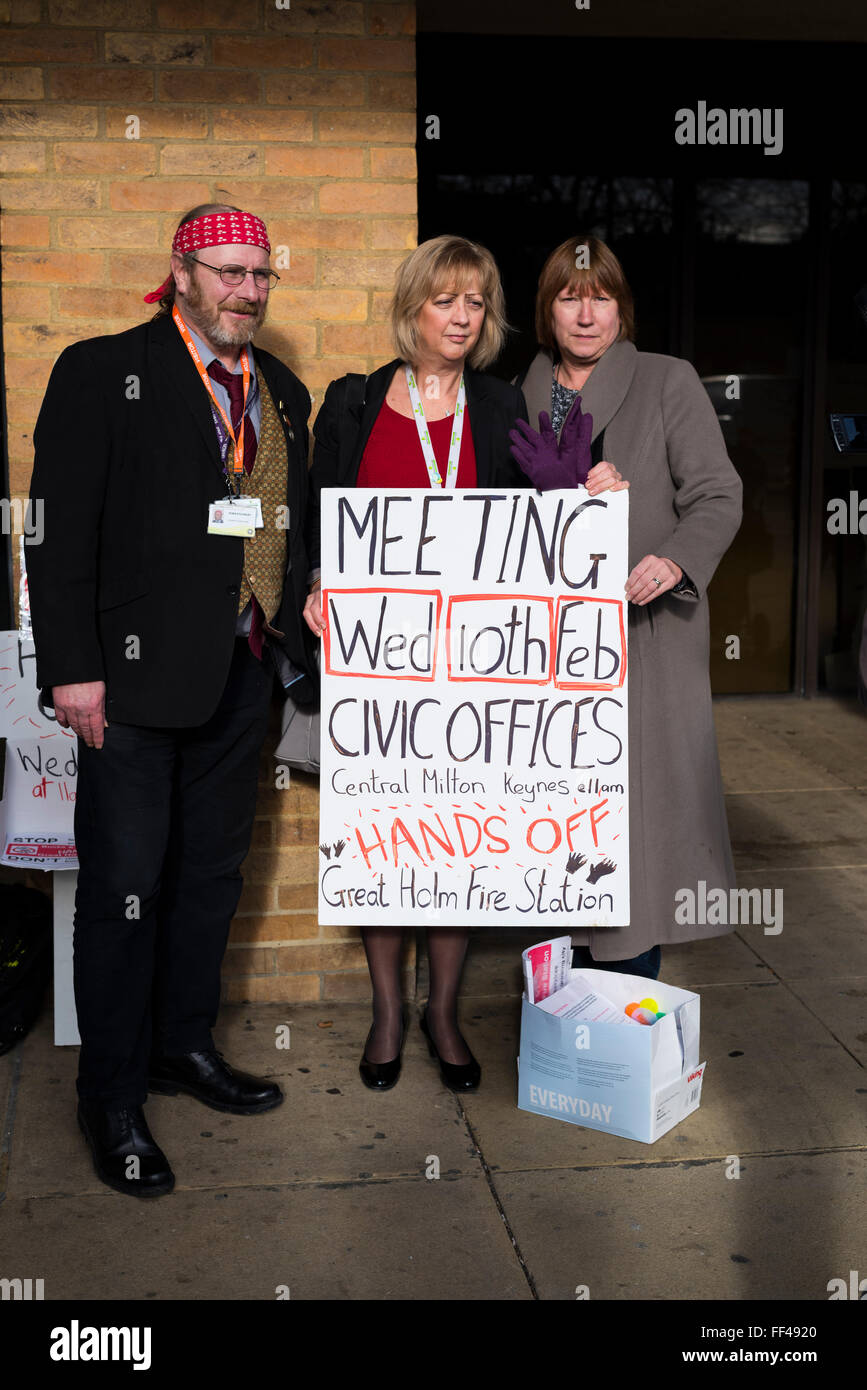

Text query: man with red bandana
(27, 204), (317, 1198)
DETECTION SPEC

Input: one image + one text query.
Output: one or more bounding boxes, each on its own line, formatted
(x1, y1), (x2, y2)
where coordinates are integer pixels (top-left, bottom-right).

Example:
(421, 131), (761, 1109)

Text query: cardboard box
(517, 964), (706, 1143)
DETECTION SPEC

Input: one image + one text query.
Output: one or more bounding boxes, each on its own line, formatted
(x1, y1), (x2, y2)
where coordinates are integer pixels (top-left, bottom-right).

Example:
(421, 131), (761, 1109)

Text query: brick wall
(0, 0), (418, 1003)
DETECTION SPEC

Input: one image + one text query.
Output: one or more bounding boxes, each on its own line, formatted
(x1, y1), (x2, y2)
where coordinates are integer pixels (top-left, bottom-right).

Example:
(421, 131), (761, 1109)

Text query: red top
(356, 400), (478, 488)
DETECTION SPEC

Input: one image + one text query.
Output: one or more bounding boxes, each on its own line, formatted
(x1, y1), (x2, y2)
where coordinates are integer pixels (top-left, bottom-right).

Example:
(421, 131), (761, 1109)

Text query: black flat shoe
(148, 1049), (283, 1114)
(420, 1010), (481, 1091)
(359, 1011), (407, 1091)
(77, 1101), (175, 1198)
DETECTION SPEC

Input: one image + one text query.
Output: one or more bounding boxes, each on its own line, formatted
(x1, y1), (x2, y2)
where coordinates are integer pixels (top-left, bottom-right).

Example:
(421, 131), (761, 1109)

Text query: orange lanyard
(172, 305), (250, 476)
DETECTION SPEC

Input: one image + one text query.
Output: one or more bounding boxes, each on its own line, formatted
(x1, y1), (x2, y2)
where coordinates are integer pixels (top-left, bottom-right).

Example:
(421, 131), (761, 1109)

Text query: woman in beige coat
(513, 235), (743, 976)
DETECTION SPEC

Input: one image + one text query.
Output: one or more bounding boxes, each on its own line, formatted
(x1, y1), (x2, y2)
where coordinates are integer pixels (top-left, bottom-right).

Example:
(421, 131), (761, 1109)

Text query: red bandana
(143, 211), (271, 304)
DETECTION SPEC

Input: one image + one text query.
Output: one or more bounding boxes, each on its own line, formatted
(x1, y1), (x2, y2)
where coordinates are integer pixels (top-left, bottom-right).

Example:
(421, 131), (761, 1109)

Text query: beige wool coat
(518, 342), (743, 957)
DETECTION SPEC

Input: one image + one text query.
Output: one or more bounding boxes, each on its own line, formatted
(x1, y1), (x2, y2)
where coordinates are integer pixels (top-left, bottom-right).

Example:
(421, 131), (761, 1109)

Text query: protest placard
(318, 488), (630, 927)
(0, 630), (78, 869)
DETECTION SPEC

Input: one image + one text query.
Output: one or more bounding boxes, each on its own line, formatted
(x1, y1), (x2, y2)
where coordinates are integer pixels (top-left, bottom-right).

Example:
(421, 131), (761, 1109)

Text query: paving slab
(726, 789), (867, 870)
(784, 975), (867, 1068)
(655, 932), (774, 988)
(493, 1149), (867, 1300)
(0, 1046), (18, 1199)
(2, 1002), (479, 1200)
(0, 1007), (81, 1199)
(730, 696), (867, 787)
(0, 1047), (14, 1128)
(459, 982), (866, 1173)
(0, 1173), (531, 1301)
(735, 867), (867, 980)
(715, 710), (847, 794)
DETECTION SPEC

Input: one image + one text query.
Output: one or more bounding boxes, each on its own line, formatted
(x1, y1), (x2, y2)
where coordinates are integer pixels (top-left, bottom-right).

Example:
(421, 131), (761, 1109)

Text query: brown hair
(390, 234), (509, 370)
(534, 235), (635, 351)
(151, 202), (242, 318)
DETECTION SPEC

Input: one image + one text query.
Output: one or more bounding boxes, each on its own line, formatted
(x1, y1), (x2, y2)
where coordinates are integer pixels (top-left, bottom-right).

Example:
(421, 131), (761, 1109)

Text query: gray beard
(177, 283), (267, 351)
(205, 315), (261, 348)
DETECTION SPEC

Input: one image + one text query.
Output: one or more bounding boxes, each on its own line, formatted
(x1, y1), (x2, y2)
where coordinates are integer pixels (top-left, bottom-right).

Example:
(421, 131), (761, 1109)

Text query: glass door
(690, 179), (810, 693)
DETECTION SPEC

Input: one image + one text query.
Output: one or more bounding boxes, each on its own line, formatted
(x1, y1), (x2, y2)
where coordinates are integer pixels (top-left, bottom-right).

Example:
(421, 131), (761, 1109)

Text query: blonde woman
(303, 235), (529, 1092)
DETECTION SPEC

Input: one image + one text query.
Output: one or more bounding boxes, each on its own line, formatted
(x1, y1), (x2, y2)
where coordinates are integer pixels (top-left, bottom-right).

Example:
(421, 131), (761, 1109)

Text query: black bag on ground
(0, 884), (52, 1056)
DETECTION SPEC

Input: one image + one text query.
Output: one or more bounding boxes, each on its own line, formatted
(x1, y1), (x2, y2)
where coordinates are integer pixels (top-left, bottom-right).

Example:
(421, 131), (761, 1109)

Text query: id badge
(207, 497), (263, 538)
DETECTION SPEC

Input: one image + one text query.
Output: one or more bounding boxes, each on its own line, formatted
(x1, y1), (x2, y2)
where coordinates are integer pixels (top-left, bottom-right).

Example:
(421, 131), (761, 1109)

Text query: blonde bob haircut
(535, 235), (635, 351)
(390, 235), (508, 370)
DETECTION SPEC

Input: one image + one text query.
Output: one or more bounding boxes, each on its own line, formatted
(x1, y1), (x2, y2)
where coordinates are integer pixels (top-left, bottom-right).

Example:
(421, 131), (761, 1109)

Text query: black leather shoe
(77, 1101), (175, 1198)
(359, 1012), (406, 1091)
(148, 1050), (283, 1114)
(420, 1010), (481, 1091)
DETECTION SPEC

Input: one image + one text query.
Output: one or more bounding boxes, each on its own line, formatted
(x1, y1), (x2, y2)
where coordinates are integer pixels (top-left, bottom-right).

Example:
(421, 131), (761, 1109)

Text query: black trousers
(571, 944), (662, 980)
(72, 638), (272, 1106)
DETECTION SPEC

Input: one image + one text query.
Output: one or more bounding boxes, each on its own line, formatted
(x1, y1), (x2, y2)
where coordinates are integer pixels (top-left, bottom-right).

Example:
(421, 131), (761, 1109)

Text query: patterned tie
(207, 358), (264, 659)
(206, 358), (258, 472)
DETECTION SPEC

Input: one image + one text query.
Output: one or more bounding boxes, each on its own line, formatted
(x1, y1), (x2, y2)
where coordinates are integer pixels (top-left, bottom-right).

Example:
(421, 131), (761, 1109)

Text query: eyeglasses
(188, 258), (279, 291)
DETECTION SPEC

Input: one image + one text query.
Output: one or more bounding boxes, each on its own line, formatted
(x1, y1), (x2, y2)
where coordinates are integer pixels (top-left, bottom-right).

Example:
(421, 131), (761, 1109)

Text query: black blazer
(305, 357), (530, 570)
(27, 313), (317, 727)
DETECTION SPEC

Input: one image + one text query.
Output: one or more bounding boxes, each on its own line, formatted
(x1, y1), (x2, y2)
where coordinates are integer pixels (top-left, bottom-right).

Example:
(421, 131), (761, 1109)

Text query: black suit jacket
(27, 314), (317, 727)
(305, 357), (530, 570)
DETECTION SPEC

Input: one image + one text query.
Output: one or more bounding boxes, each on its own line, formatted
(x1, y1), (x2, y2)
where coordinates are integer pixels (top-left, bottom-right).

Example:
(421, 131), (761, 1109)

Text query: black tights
(360, 926), (471, 1064)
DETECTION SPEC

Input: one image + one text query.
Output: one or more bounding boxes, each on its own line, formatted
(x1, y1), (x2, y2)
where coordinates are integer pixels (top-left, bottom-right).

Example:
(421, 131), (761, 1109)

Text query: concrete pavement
(1, 696), (865, 1301)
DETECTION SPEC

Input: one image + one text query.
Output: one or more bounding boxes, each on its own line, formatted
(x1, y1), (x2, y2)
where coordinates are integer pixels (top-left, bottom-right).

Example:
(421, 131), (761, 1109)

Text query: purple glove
(559, 397), (594, 485)
(509, 411), (567, 489)
(509, 403), (594, 489)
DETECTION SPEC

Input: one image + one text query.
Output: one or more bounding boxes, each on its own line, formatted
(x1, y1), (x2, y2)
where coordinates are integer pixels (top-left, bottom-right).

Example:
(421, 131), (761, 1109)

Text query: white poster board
(0, 631), (78, 868)
(0, 629), (80, 1043)
(318, 488), (630, 927)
